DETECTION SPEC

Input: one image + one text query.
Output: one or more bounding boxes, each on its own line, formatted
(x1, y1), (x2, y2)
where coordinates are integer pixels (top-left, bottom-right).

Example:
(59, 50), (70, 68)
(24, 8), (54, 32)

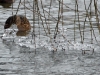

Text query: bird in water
(0, 0), (15, 8)
(0, 0), (14, 3)
(4, 15), (31, 32)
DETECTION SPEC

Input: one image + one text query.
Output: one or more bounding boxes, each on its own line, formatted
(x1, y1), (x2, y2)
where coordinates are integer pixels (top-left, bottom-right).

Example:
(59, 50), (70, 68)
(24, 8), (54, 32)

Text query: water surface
(0, 0), (100, 75)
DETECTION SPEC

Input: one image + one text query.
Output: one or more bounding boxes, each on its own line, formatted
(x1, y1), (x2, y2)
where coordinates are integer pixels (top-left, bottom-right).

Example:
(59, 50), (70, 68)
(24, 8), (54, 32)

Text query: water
(0, 0), (100, 75)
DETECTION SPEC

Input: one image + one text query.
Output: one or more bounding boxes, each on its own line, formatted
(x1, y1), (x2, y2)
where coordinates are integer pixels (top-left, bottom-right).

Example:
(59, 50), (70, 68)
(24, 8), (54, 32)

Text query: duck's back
(15, 15), (31, 31)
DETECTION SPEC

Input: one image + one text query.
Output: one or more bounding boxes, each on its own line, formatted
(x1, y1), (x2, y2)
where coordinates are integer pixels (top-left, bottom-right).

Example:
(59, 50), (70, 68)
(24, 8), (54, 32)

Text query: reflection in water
(0, 0), (14, 8)
(16, 31), (29, 36)
(3, 29), (30, 36)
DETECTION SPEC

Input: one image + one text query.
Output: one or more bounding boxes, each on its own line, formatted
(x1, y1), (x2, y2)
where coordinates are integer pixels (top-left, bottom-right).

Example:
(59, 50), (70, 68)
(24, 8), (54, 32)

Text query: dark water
(0, 0), (100, 75)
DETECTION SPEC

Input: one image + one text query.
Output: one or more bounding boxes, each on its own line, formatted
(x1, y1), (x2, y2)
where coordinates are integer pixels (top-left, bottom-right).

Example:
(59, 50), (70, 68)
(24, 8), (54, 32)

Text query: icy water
(0, 0), (100, 75)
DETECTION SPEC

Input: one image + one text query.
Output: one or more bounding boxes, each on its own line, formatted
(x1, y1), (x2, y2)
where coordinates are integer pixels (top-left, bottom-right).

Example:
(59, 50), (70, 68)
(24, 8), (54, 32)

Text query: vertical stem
(48, 0), (52, 35)
(54, 0), (61, 39)
(24, 0), (26, 16)
(16, 0), (21, 15)
(74, 0), (77, 42)
(33, 0), (36, 52)
(61, 0), (64, 33)
(94, 0), (100, 32)
(75, 0), (83, 43)
(12, 0), (13, 15)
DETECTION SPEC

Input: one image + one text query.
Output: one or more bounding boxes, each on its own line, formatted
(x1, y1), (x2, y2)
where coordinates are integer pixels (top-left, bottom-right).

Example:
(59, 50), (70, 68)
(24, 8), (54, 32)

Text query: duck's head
(4, 24), (11, 29)
(4, 15), (16, 29)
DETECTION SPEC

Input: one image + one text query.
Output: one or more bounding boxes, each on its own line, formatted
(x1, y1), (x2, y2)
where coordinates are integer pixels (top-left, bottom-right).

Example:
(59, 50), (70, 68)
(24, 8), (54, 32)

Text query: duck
(4, 15), (31, 32)
(0, 0), (14, 3)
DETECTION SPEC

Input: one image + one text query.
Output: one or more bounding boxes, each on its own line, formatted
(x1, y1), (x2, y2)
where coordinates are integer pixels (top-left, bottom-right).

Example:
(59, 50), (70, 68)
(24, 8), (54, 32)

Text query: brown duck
(4, 15), (31, 31)
(0, 0), (14, 3)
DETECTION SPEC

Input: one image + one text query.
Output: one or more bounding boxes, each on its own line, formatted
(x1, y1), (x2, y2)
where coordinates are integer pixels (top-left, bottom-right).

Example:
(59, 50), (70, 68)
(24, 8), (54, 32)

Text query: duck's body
(4, 15), (31, 31)
(0, 0), (14, 3)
